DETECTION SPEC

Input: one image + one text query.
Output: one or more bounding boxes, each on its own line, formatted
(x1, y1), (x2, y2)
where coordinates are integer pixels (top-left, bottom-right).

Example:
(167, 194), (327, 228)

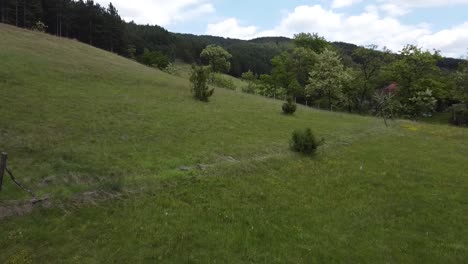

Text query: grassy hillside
(0, 24), (467, 263)
(169, 61), (248, 91)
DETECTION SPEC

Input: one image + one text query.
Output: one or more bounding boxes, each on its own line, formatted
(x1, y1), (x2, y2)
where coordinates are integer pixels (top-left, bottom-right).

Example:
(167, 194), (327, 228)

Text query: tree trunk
(15, 0), (18, 26)
(1, 1), (4, 23)
(89, 20), (93, 45)
(358, 83), (368, 114)
(23, 0), (25, 27)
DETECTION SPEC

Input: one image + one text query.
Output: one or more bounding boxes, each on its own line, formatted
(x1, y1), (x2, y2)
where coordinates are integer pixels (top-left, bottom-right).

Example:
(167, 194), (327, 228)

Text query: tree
(270, 47), (316, 100)
(455, 59), (468, 102)
(306, 49), (351, 111)
(293, 33), (329, 54)
(373, 89), (398, 127)
(257, 74), (285, 98)
(190, 66), (214, 102)
(282, 97), (297, 115)
(384, 45), (442, 111)
(241, 70), (258, 94)
(351, 45), (389, 112)
(200, 44), (232, 73)
(138, 49), (170, 69)
(287, 79), (303, 100)
(408, 89), (437, 119)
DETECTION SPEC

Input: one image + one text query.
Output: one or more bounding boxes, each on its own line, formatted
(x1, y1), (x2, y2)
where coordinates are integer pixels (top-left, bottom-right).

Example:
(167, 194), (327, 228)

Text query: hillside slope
(0, 24), (467, 263)
(0, 24), (381, 200)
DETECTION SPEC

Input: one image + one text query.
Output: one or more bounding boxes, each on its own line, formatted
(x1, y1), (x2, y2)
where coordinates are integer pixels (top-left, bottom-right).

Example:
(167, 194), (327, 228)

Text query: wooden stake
(0, 152), (7, 191)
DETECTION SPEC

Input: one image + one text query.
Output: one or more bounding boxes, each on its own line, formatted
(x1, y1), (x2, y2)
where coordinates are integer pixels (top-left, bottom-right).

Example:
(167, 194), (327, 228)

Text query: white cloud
(378, 3), (410, 16)
(206, 18), (258, 39)
(419, 22), (468, 57)
(205, 4), (468, 57)
(94, 0), (215, 26)
(377, 0), (468, 16)
(259, 5), (432, 51)
(332, 0), (363, 9)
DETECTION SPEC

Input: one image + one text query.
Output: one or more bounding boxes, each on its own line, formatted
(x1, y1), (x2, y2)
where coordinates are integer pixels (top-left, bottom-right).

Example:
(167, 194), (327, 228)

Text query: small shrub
(32, 21), (47, 32)
(290, 128), (324, 155)
(163, 62), (176, 74)
(282, 97), (297, 115)
(190, 65), (214, 102)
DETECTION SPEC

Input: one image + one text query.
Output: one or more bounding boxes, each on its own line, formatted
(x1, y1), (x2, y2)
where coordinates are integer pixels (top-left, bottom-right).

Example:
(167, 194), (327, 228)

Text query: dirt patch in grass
(0, 190), (125, 220)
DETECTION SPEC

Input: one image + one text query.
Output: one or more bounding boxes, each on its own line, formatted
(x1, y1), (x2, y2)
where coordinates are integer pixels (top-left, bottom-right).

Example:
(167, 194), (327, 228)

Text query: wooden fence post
(0, 152), (7, 191)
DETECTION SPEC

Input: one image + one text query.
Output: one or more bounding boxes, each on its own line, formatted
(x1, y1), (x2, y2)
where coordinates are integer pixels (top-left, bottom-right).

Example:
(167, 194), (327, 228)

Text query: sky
(94, 0), (468, 58)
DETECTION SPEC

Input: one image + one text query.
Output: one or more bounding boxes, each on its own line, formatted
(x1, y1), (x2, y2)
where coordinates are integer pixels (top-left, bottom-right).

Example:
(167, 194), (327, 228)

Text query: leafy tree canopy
(306, 49), (351, 110)
(200, 44), (233, 73)
(293, 33), (329, 53)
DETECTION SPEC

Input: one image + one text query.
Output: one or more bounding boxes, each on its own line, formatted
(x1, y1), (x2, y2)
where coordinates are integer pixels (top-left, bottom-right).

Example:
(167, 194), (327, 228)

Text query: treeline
(238, 33), (468, 123)
(1, 0), (462, 76)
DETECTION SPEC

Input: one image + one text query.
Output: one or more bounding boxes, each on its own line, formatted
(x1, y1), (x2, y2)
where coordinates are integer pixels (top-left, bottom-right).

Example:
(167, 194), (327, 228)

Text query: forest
(1, 0), (467, 124)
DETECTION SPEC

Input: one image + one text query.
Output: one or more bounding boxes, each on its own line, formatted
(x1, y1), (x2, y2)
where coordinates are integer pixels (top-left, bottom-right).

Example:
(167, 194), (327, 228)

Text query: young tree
(282, 97), (297, 115)
(306, 49), (351, 111)
(190, 66), (214, 102)
(373, 89), (397, 127)
(200, 44), (232, 73)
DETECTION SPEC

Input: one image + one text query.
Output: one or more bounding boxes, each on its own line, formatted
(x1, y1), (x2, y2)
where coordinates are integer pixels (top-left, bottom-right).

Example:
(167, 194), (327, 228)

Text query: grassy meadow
(0, 24), (467, 263)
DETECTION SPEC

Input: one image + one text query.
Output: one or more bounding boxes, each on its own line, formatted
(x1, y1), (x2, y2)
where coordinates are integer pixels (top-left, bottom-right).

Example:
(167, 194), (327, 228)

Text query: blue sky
(96, 0), (468, 57)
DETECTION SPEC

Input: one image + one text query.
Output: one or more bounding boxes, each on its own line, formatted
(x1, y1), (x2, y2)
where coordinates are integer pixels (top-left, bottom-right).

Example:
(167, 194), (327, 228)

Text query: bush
(282, 97), (297, 115)
(451, 104), (468, 126)
(210, 74), (236, 90)
(190, 66), (214, 102)
(242, 84), (257, 94)
(241, 70), (258, 94)
(138, 50), (170, 70)
(408, 89), (437, 119)
(32, 21), (47, 32)
(290, 128), (324, 155)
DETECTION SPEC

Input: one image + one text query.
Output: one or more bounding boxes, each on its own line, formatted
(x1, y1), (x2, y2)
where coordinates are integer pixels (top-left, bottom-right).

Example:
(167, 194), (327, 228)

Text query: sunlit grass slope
(0, 24), (467, 263)
(0, 24), (380, 199)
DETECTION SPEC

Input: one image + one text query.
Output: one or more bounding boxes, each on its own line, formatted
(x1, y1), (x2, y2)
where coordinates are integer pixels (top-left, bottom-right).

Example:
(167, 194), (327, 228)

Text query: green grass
(0, 24), (467, 263)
